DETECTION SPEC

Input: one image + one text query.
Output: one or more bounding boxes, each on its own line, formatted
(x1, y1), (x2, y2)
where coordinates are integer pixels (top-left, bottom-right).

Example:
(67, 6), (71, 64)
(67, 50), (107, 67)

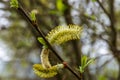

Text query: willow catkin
(41, 48), (51, 69)
(33, 64), (64, 78)
(46, 24), (83, 44)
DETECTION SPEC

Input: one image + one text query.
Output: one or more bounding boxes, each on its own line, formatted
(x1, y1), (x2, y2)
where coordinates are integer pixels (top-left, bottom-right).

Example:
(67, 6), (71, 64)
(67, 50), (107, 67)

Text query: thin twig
(96, 0), (110, 18)
(96, 58), (113, 71)
(16, 5), (81, 80)
(109, 0), (117, 51)
(94, 53), (111, 60)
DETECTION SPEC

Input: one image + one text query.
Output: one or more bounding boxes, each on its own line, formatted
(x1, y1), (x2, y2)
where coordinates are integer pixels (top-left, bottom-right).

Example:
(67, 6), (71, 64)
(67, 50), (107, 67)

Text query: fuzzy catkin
(33, 64), (64, 78)
(41, 48), (51, 68)
(46, 25), (82, 44)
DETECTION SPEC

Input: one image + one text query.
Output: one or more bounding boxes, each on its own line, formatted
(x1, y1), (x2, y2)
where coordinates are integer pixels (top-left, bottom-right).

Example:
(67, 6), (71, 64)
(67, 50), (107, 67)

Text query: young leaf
(84, 59), (94, 68)
(10, 0), (19, 8)
(79, 66), (84, 73)
(79, 56), (94, 73)
(56, 0), (67, 13)
(29, 10), (37, 21)
(81, 56), (88, 67)
(38, 37), (48, 48)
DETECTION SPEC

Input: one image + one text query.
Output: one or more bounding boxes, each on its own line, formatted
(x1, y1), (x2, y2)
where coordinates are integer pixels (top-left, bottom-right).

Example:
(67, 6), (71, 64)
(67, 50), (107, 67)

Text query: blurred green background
(0, 0), (120, 80)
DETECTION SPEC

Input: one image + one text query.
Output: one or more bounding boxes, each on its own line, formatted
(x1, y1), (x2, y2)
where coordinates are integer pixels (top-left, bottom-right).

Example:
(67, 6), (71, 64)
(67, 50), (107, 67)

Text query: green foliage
(79, 56), (94, 73)
(49, 0), (67, 15)
(10, 0), (19, 8)
(29, 10), (37, 22)
(56, 0), (67, 14)
(38, 37), (48, 48)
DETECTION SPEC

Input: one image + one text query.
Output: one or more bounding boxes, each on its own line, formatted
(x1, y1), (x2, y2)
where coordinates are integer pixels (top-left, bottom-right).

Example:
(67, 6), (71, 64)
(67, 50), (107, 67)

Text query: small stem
(63, 62), (82, 79)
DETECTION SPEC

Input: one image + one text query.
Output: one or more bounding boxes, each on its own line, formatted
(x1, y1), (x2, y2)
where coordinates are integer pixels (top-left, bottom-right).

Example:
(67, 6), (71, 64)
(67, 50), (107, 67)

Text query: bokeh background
(0, 0), (120, 80)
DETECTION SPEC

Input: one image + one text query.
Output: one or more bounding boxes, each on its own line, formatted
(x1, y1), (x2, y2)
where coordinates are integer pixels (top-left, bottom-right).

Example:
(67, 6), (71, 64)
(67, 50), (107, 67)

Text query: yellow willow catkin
(33, 64), (64, 78)
(46, 24), (83, 44)
(41, 48), (51, 68)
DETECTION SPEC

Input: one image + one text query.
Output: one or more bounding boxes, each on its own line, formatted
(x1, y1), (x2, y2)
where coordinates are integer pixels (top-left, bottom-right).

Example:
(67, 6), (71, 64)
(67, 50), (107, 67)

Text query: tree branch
(109, 0), (117, 51)
(15, 4), (81, 80)
(96, 0), (110, 18)
(109, 0), (119, 80)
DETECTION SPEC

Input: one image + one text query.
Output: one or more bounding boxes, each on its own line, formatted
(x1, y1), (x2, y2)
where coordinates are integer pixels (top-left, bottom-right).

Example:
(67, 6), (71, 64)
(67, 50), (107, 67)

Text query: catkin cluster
(33, 25), (82, 78)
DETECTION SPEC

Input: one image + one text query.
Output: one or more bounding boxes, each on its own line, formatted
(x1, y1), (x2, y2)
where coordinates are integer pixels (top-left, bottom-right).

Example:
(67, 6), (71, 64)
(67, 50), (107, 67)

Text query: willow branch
(109, 0), (117, 51)
(96, 0), (110, 18)
(16, 5), (81, 80)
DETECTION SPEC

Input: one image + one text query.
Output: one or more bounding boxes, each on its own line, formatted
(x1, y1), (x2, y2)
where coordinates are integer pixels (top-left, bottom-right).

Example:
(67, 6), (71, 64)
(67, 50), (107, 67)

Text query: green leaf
(56, 0), (67, 13)
(10, 0), (19, 8)
(29, 10), (37, 21)
(37, 37), (48, 48)
(84, 59), (94, 68)
(79, 66), (84, 73)
(81, 56), (88, 67)
(79, 56), (94, 73)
